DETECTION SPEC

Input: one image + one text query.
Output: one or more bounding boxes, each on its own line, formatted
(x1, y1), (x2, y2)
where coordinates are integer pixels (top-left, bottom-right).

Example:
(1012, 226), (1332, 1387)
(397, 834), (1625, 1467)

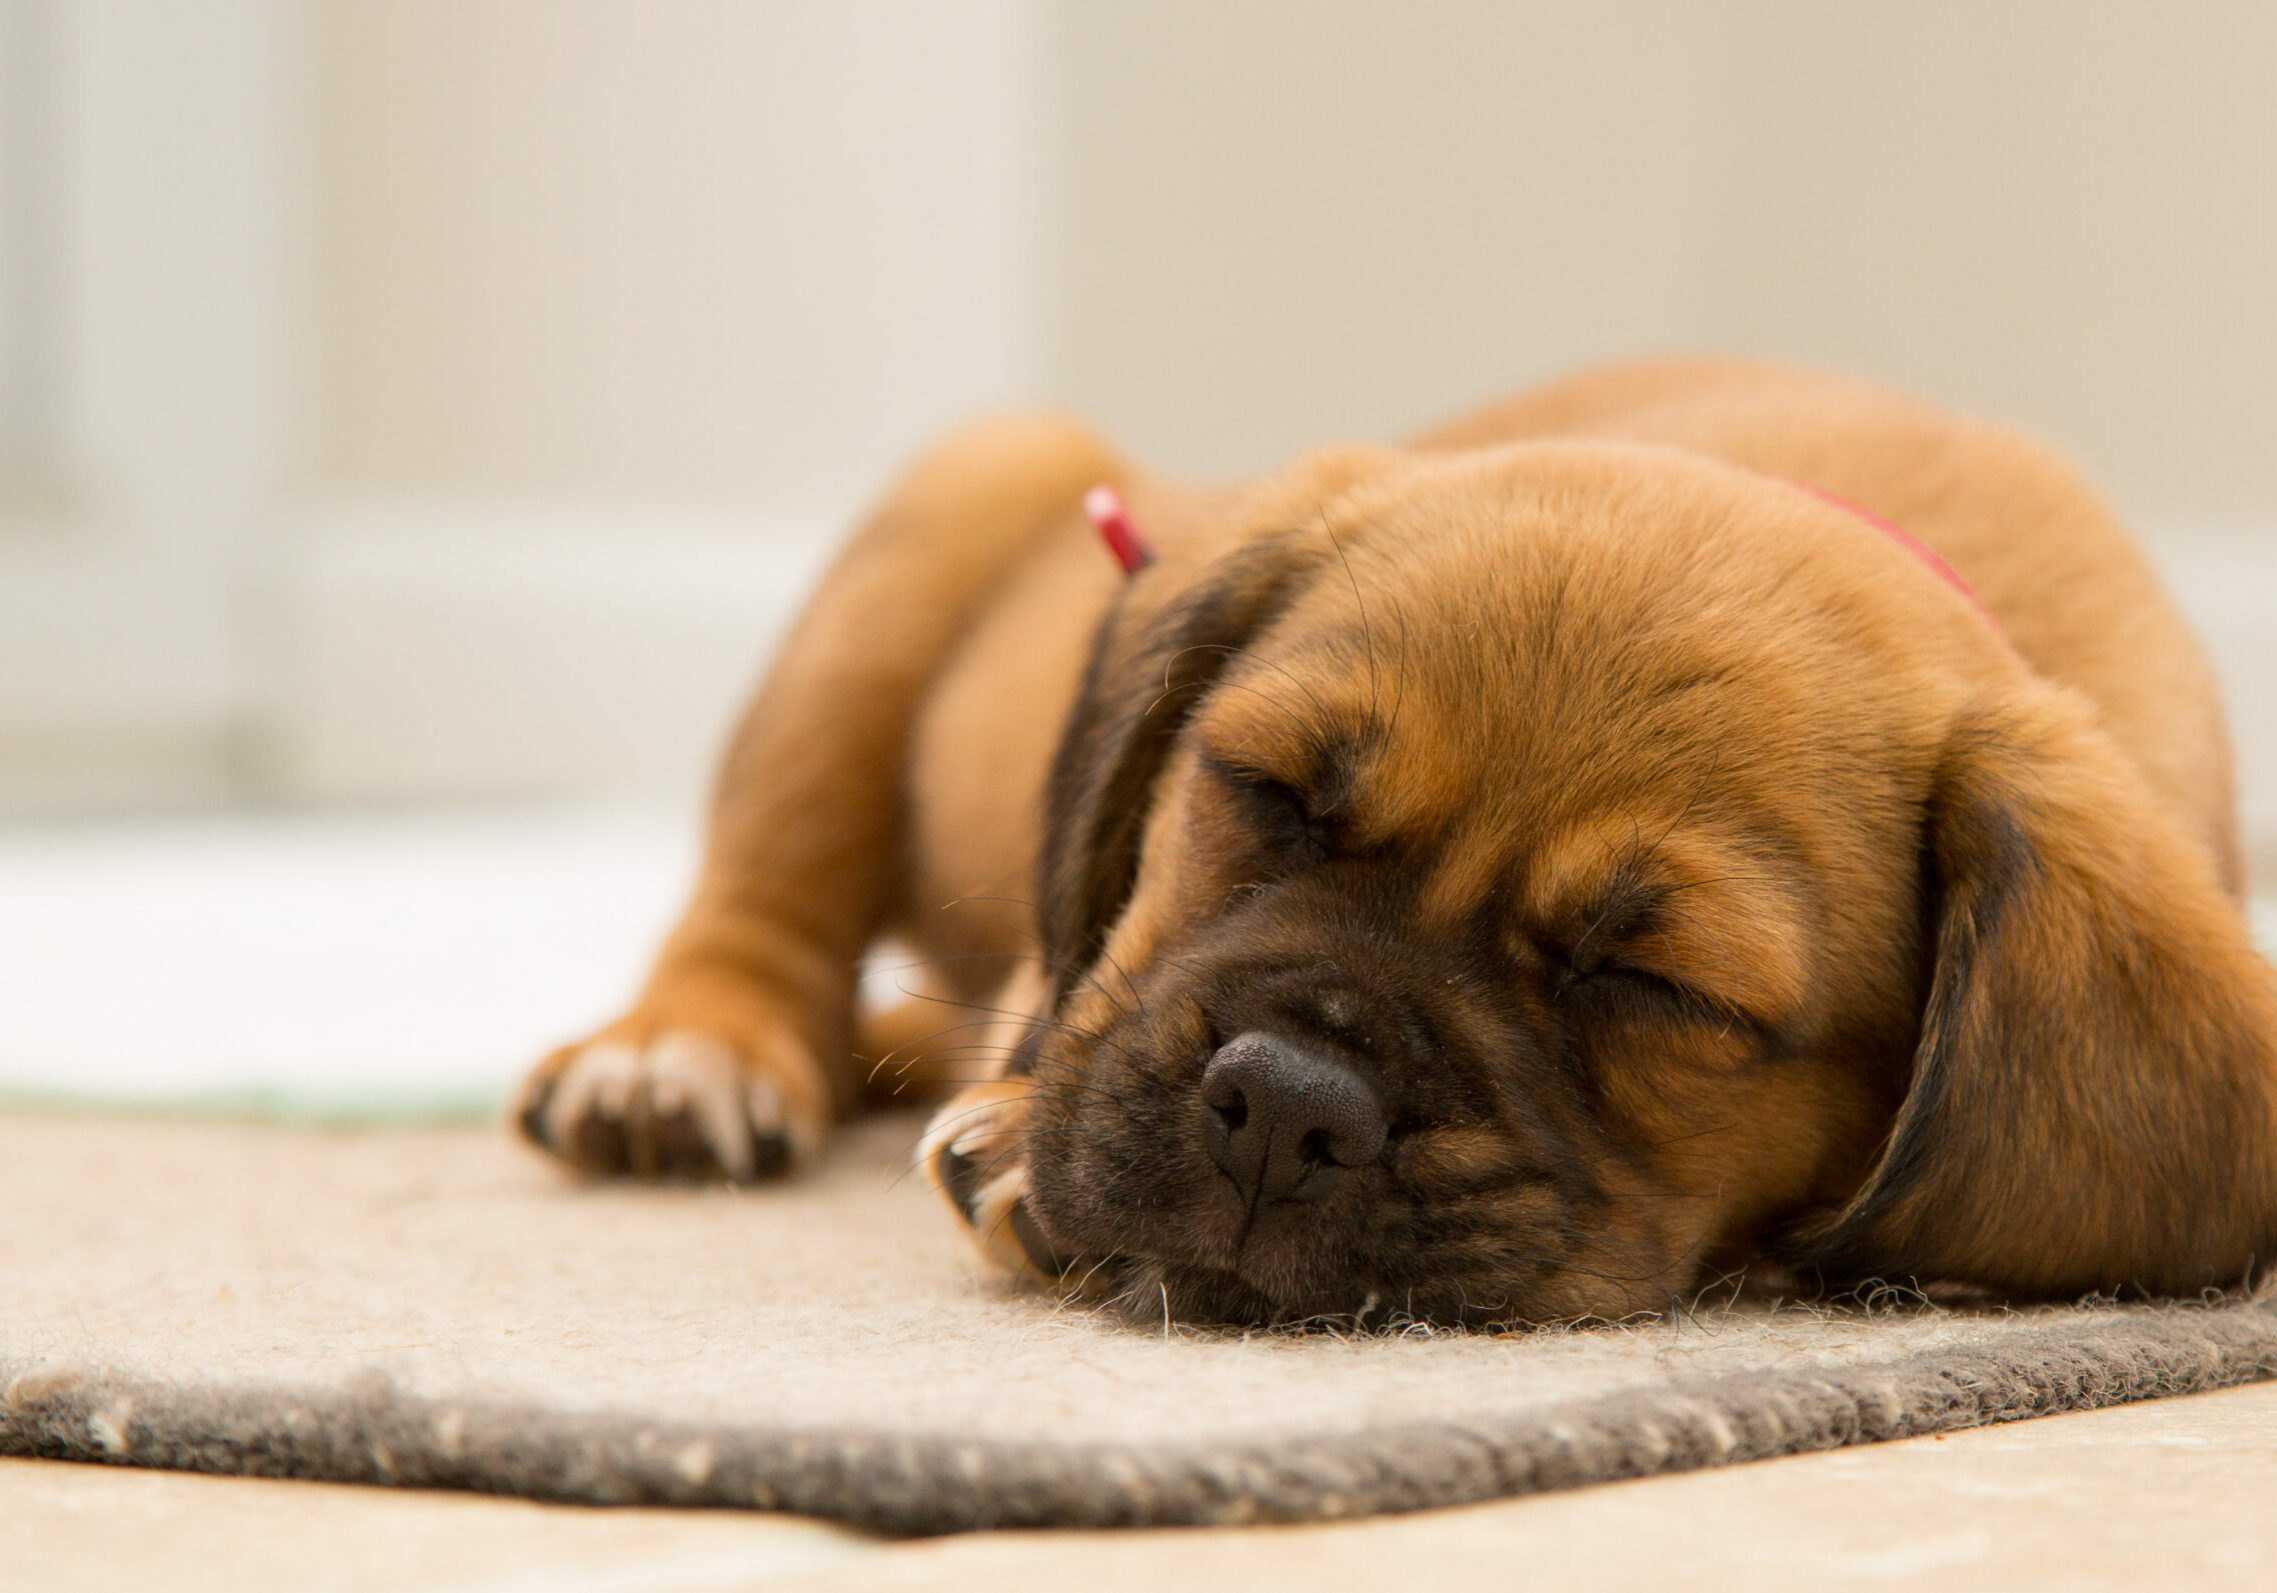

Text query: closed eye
(1557, 957), (1752, 1031)
(1204, 755), (1340, 862)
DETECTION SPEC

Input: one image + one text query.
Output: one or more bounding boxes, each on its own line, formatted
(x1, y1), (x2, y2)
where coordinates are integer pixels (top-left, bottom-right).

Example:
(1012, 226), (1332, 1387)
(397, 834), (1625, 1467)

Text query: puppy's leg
(517, 416), (1121, 1180)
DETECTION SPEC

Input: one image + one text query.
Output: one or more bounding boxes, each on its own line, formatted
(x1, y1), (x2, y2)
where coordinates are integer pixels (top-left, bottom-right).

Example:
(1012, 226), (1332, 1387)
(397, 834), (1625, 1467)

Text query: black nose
(1199, 1031), (1388, 1204)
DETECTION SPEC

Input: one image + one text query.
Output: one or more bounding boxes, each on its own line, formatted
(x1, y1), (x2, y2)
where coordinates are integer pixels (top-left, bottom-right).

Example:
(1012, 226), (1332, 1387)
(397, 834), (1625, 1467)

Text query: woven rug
(2, 1109), (2271, 1534)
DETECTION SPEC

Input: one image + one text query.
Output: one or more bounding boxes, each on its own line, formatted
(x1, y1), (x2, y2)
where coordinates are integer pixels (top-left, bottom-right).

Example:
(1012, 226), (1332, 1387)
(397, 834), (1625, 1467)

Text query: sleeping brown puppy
(514, 359), (2277, 1327)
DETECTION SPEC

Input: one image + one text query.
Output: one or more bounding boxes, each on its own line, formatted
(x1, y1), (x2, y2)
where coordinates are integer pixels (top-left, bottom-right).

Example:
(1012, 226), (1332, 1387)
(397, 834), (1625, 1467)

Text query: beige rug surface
(3, 1110), (2271, 1532)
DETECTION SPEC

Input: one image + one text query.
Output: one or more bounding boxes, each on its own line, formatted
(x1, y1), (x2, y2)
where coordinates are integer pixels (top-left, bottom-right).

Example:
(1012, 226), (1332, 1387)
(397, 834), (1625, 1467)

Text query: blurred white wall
(1049, 1), (2277, 525)
(0, 0), (287, 807)
(2, 0), (2273, 861)
(270, 0), (1047, 800)
(306, 0), (1045, 515)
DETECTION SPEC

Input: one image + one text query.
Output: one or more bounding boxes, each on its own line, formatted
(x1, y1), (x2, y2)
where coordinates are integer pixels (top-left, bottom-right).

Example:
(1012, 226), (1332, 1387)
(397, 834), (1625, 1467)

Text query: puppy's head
(1016, 442), (2277, 1327)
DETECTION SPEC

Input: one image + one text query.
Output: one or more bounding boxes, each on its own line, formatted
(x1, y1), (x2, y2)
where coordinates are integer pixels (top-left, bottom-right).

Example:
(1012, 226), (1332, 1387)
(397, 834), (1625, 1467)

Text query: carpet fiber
(2, 1110), (2272, 1534)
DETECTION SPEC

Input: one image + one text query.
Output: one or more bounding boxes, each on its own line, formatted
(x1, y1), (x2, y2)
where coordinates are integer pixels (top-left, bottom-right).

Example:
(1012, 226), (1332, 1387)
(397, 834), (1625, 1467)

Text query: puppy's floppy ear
(1037, 531), (1324, 998)
(1809, 684), (2277, 1296)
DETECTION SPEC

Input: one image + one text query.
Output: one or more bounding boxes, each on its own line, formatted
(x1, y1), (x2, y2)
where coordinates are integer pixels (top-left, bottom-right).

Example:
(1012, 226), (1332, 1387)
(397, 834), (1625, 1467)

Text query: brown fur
(517, 360), (2277, 1325)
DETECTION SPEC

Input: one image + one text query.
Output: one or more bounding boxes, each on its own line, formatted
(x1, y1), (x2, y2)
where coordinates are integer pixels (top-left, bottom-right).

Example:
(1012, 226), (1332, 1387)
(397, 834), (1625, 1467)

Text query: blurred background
(2, 0), (2273, 1109)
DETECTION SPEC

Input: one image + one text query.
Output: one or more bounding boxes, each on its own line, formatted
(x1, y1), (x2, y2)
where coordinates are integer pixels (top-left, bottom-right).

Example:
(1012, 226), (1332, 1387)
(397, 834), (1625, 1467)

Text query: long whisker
(1319, 509), (1381, 732)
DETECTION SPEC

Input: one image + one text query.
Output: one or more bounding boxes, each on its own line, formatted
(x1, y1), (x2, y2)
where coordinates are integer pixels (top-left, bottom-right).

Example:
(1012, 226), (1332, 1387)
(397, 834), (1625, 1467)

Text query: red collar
(1088, 477), (2003, 637)
(1782, 479), (2003, 634)
(1083, 485), (1155, 573)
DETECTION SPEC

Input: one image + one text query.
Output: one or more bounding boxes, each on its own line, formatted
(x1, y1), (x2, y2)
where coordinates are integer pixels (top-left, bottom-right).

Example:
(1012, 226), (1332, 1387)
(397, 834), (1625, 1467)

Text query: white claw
(919, 1081), (1043, 1280)
(744, 1071), (818, 1167)
(542, 1041), (638, 1150)
(589, 1043), (642, 1117)
(649, 1030), (756, 1180)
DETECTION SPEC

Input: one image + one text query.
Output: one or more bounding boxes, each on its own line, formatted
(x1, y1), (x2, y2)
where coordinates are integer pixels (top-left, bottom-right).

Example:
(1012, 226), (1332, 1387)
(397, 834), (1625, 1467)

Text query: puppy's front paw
(517, 1025), (826, 1182)
(919, 1080), (1066, 1283)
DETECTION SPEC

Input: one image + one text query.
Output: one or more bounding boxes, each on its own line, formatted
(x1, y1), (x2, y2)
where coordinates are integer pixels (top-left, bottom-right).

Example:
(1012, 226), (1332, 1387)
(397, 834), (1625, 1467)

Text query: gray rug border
(5, 1301), (2273, 1535)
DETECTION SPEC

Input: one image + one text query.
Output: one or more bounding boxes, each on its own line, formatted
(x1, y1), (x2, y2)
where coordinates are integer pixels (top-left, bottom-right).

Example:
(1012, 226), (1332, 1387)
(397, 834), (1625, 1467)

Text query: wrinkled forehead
(1199, 530), (1824, 823)
(1184, 472), (1943, 938)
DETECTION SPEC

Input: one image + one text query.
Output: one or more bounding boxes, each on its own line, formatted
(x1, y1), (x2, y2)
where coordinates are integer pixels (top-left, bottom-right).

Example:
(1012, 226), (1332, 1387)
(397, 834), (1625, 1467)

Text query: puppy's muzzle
(1199, 1031), (1388, 1204)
